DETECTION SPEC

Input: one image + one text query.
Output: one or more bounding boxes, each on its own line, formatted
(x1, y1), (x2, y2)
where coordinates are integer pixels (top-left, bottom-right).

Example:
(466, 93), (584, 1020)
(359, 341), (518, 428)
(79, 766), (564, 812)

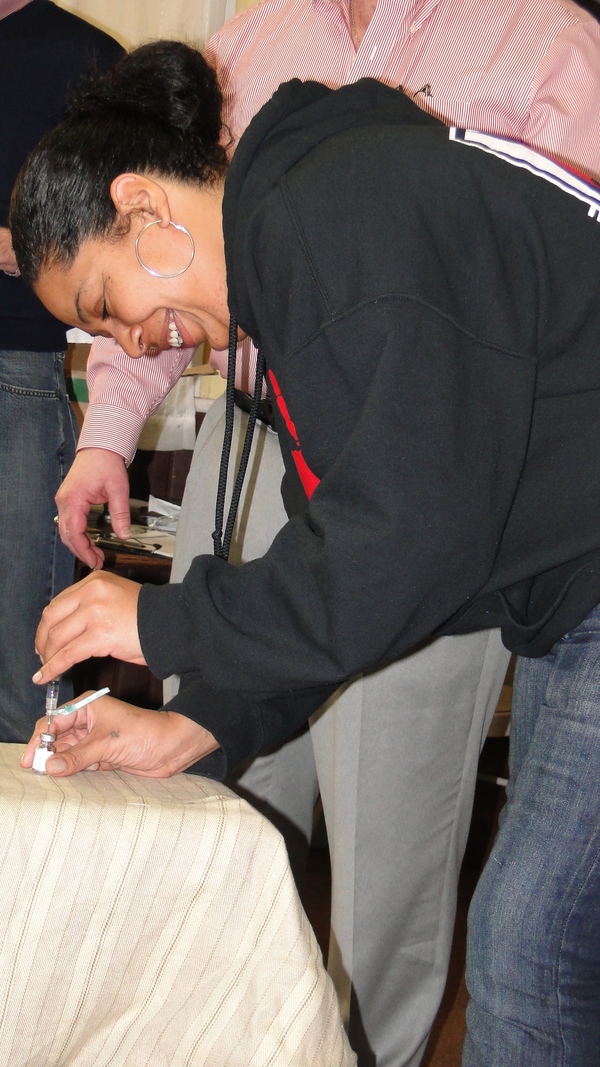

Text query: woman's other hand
(20, 694), (219, 778)
(33, 570), (145, 685)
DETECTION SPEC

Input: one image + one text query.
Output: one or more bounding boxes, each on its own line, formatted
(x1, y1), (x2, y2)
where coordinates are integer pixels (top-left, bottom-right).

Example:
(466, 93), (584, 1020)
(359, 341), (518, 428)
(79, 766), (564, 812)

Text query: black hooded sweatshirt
(138, 79), (600, 779)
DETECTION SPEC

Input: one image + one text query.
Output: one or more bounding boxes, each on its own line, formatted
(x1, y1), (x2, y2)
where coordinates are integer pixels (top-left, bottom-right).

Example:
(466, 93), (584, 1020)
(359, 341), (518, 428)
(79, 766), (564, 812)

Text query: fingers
(33, 642), (96, 688)
(39, 580), (110, 663)
(35, 700), (151, 778)
(55, 449), (130, 564)
(57, 499), (103, 567)
(105, 485), (132, 541)
(34, 578), (91, 670)
(46, 736), (114, 777)
(20, 715), (52, 767)
(56, 478), (105, 567)
(20, 704), (81, 767)
(22, 699), (220, 780)
(33, 571), (144, 684)
(21, 697), (114, 774)
(66, 526), (105, 570)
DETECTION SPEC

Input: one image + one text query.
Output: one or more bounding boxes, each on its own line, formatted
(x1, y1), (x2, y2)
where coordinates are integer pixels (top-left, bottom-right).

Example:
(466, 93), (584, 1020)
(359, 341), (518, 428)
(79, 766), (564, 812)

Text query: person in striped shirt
(50, 3), (600, 1066)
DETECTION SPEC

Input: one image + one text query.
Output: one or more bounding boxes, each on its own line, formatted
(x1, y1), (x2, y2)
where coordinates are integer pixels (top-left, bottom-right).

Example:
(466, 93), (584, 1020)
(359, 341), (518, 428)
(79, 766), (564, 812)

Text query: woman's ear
(110, 174), (172, 228)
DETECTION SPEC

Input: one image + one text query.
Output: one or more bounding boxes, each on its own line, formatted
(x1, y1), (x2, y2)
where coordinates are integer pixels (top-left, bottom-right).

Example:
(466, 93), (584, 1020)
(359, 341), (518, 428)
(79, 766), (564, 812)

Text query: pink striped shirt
(0, 0), (34, 20)
(81, 0), (600, 462)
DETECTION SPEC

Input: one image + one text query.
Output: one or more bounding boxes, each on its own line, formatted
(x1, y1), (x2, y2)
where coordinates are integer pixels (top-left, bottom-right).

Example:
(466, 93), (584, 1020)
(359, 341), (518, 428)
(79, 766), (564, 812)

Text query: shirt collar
(316, 0), (440, 17)
(314, 0), (442, 35)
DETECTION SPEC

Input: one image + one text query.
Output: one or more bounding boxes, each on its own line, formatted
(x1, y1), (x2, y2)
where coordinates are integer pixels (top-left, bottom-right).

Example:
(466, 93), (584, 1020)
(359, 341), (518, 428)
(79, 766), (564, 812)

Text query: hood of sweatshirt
(222, 77), (441, 340)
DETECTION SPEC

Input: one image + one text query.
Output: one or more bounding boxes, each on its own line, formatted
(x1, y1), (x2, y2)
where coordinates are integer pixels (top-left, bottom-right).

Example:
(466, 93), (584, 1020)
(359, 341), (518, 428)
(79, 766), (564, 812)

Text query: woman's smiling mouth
(160, 309), (195, 349)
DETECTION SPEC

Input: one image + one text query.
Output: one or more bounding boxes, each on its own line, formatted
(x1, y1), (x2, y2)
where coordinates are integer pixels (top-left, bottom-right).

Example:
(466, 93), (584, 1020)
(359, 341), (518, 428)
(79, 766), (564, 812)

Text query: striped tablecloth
(0, 745), (355, 1066)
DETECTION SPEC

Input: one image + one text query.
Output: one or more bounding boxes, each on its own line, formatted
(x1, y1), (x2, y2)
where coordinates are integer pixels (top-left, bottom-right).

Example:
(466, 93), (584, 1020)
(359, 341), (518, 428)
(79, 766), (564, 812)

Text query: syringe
(45, 679), (60, 731)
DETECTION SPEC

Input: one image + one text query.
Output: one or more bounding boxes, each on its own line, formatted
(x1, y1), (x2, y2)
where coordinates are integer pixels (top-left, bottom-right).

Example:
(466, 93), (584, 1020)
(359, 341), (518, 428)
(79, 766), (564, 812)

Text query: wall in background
(56, 0), (237, 49)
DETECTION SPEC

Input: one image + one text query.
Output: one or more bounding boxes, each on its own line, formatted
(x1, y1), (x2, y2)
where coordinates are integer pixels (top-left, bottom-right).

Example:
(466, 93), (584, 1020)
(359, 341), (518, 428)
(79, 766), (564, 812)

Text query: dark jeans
(0, 350), (77, 741)
(464, 604), (600, 1066)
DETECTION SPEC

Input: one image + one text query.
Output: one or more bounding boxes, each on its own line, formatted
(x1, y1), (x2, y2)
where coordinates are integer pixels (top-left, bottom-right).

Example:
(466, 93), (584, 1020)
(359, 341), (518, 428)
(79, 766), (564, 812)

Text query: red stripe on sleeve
(268, 370), (320, 499)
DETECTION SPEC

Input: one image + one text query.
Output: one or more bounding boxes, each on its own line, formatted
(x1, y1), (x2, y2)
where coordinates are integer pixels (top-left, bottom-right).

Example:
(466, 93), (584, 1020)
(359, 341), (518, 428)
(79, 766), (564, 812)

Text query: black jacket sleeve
(139, 296), (536, 776)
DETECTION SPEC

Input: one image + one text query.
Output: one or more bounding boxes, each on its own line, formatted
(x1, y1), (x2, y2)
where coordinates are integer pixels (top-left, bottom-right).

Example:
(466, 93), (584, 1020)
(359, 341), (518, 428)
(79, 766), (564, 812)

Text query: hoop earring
(135, 219), (195, 278)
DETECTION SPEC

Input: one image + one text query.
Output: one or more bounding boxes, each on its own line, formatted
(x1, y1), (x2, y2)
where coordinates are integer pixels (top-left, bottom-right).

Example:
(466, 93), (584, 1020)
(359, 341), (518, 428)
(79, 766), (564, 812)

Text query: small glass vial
(32, 732), (55, 775)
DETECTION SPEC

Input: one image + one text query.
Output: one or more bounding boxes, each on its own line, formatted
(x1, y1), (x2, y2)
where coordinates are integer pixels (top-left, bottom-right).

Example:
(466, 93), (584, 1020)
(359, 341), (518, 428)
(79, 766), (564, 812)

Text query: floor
(299, 739), (508, 1067)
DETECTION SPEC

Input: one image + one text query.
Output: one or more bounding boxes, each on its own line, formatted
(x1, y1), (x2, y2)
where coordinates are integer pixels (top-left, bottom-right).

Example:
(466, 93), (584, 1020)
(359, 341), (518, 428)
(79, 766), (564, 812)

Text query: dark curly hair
(10, 40), (229, 286)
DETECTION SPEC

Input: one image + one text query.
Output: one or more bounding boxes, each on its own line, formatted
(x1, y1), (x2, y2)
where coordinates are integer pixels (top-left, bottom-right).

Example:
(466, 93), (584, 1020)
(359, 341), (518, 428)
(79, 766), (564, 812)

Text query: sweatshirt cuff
(138, 574), (228, 680)
(162, 670), (340, 780)
(162, 672), (263, 780)
(77, 404), (147, 465)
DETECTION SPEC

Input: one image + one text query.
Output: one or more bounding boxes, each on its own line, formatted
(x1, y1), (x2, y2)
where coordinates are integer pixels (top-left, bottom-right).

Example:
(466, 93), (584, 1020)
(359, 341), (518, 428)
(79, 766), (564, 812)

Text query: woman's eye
(101, 300), (109, 321)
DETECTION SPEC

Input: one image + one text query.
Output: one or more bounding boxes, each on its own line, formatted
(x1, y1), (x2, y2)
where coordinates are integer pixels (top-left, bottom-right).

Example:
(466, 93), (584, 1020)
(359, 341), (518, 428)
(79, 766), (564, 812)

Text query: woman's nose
(112, 322), (146, 358)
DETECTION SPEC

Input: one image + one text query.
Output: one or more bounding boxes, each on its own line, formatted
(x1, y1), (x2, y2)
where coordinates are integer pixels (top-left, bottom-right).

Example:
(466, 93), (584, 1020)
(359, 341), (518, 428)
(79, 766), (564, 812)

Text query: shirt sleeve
(209, 336), (263, 392)
(78, 336), (195, 464)
(526, 16), (600, 181)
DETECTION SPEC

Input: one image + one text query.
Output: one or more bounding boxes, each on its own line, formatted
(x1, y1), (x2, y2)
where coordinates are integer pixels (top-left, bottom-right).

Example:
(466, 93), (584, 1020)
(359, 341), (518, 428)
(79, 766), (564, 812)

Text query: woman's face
(35, 180), (233, 356)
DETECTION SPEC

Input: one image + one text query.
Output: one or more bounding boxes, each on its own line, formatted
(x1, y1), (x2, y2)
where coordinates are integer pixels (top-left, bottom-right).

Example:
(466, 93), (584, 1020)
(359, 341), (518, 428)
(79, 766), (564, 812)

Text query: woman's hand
(33, 570), (145, 685)
(20, 693), (219, 778)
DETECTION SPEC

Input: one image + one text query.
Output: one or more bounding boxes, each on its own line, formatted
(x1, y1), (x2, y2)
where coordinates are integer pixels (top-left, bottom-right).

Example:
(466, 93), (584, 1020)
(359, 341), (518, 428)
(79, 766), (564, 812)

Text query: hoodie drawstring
(212, 316), (265, 560)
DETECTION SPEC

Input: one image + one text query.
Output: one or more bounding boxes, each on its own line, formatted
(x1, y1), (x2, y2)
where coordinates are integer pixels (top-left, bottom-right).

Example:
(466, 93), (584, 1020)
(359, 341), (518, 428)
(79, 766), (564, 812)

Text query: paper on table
(146, 494), (181, 533)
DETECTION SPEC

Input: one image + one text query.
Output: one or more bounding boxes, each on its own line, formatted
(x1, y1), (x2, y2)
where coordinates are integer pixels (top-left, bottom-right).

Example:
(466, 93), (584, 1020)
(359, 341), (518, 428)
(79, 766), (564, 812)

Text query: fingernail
(32, 671), (42, 683)
(47, 758), (66, 774)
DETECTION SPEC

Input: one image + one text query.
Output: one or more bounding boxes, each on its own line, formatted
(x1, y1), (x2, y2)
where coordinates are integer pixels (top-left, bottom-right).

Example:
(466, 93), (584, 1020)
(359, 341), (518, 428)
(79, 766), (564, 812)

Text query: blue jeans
(0, 350), (77, 741)
(463, 605), (600, 1066)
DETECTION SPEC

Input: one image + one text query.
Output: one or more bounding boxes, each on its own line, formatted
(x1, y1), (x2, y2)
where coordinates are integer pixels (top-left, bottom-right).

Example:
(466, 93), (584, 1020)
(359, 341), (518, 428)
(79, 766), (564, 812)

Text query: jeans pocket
(0, 380), (59, 399)
(0, 350), (65, 398)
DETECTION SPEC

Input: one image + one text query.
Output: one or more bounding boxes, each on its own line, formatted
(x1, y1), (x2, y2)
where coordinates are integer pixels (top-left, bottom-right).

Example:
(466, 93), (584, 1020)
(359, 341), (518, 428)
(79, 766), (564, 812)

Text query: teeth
(168, 316), (184, 348)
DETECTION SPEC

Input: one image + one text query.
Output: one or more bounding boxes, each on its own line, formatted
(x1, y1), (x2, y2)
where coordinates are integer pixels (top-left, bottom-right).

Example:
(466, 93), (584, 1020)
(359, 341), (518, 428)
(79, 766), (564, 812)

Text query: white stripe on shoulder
(449, 127), (600, 221)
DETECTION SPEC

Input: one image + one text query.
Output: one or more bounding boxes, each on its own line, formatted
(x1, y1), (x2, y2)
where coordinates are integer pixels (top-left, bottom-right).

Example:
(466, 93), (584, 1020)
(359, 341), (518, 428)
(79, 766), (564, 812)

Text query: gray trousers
(167, 396), (510, 1067)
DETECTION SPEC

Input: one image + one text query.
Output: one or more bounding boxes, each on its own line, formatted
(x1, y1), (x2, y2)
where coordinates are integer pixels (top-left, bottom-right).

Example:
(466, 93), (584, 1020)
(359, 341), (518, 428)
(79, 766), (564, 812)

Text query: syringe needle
(45, 678), (60, 730)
